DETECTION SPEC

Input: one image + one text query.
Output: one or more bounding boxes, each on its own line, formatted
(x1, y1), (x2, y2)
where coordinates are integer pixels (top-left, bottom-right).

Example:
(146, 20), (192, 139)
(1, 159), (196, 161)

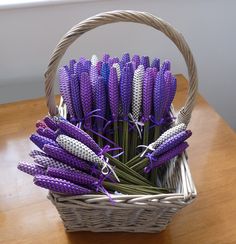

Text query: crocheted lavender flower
(29, 150), (47, 158)
(36, 120), (47, 129)
(18, 162), (46, 176)
(90, 65), (99, 95)
(160, 60), (171, 72)
(108, 57), (120, 68)
(70, 74), (83, 122)
(43, 144), (92, 173)
(121, 53), (130, 63)
(108, 67), (119, 121)
(43, 116), (58, 131)
(112, 63), (121, 82)
(165, 75), (177, 115)
(120, 66), (132, 119)
(94, 76), (107, 132)
(58, 67), (75, 118)
(96, 61), (103, 75)
(153, 71), (166, 122)
(151, 58), (160, 71)
(91, 54), (98, 65)
(152, 67), (158, 80)
(132, 65), (144, 121)
(30, 134), (58, 150)
(152, 130), (192, 156)
(36, 127), (57, 141)
(102, 53), (110, 63)
(132, 54), (140, 70)
(33, 175), (92, 195)
(34, 155), (77, 171)
(150, 123), (187, 149)
(69, 59), (76, 75)
(79, 57), (86, 64)
(74, 61), (87, 80)
(142, 68), (154, 122)
(144, 142), (189, 173)
(80, 72), (93, 128)
(57, 119), (101, 154)
(101, 62), (110, 87)
(47, 167), (98, 188)
(126, 62), (134, 82)
(140, 56), (150, 70)
(84, 60), (91, 73)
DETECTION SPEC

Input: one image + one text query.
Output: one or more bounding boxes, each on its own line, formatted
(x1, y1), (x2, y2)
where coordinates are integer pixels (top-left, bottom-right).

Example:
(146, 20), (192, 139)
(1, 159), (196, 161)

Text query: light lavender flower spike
(121, 53), (130, 63)
(144, 142), (189, 173)
(58, 67), (75, 119)
(79, 57), (86, 64)
(36, 127), (57, 141)
(34, 175), (92, 195)
(29, 150), (47, 158)
(132, 65), (144, 121)
(91, 54), (98, 65)
(90, 65), (99, 96)
(69, 59), (76, 75)
(112, 63), (121, 82)
(108, 67), (119, 121)
(57, 135), (119, 180)
(18, 162), (46, 176)
(80, 72), (93, 128)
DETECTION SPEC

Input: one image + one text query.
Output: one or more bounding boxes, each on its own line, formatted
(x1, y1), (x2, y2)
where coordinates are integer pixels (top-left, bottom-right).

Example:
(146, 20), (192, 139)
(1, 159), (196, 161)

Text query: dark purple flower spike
(44, 116), (58, 131)
(18, 162), (46, 176)
(121, 53), (130, 63)
(132, 54), (140, 69)
(94, 76), (107, 133)
(102, 54), (110, 63)
(70, 74), (83, 122)
(160, 60), (171, 72)
(152, 67), (158, 80)
(30, 134), (58, 150)
(33, 175), (92, 195)
(126, 62), (134, 82)
(140, 56), (150, 70)
(142, 68), (154, 123)
(165, 75), (177, 115)
(101, 62), (110, 87)
(96, 61), (103, 75)
(120, 67), (132, 119)
(108, 67), (119, 121)
(108, 57), (120, 68)
(80, 72), (93, 128)
(74, 61), (87, 81)
(151, 58), (160, 71)
(69, 59), (76, 75)
(58, 67), (75, 119)
(144, 142), (189, 173)
(84, 60), (92, 73)
(36, 127), (57, 141)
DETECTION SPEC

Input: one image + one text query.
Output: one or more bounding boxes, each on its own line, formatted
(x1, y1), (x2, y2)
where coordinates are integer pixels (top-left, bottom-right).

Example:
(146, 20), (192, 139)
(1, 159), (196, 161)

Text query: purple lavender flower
(153, 71), (166, 122)
(29, 150), (48, 158)
(80, 72), (93, 128)
(36, 127), (57, 141)
(160, 60), (171, 72)
(57, 119), (101, 154)
(108, 57), (120, 68)
(33, 175), (92, 195)
(74, 61), (87, 80)
(79, 57), (86, 64)
(140, 56), (150, 70)
(144, 142), (189, 173)
(121, 53), (130, 63)
(101, 62), (110, 86)
(165, 75), (177, 115)
(58, 67), (75, 118)
(108, 67), (119, 121)
(152, 67), (158, 80)
(69, 59), (76, 75)
(43, 116), (58, 131)
(30, 134), (58, 150)
(84, 60), (91, 73)
(36, 120), (47, 129)
(132, 54), (140, 69)
(90, 65), (98, 94)
(142, 68), (154, 122)
(120, 66), (132, 119)
(125, 62), (134, 82)
(152, 130), (192, 156)
(151, 58), (160, 71)
(70, 74), (83, 122)
(18, 162), (46, 176)
(47, 167), (98, 188)
(102, 53), (110, 63)
(96, 61), (103, 75)
(43, 144), (93, 173)
(94, 76), (107, 132)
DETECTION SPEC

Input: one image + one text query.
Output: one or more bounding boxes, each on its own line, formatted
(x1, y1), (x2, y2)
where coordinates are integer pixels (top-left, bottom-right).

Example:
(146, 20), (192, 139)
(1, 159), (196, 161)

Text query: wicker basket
(45, 10), (198, 233)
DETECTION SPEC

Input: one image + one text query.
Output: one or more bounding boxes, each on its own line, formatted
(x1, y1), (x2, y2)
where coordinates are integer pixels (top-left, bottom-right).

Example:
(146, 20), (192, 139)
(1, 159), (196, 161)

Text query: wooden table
(1, 75), (236, 244)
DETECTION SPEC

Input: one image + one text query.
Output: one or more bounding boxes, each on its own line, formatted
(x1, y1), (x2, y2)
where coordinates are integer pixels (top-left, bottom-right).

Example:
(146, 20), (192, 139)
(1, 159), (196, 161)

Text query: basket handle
(44, 10), (198, 126)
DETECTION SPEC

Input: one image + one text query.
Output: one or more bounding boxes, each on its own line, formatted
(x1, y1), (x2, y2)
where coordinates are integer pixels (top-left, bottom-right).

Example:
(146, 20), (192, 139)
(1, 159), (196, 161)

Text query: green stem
(122, 120), (129, 163)
(126, 153), (142, 167)
(97, 132), (103, 148)
(143, 121), (150, 146)
(131, 158), (148, 172)
(130, 129), (138, 160)
(151, 126), (160, 185)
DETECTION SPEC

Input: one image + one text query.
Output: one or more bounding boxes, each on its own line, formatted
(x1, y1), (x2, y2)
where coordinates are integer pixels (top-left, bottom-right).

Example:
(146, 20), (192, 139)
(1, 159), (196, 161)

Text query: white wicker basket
(45, 10), (198, 233)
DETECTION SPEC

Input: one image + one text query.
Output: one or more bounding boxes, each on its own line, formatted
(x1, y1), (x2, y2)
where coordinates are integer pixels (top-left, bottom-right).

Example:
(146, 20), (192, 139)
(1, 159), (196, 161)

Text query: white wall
(0, 0), (235, 130)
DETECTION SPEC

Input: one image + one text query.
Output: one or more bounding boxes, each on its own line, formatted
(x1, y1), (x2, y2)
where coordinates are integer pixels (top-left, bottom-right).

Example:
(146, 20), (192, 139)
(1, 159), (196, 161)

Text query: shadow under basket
(44, 10), (198, 233)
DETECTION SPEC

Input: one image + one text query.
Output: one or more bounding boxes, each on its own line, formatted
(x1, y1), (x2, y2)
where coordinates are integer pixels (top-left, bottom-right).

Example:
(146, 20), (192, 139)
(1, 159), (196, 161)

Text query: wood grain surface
(0, 75), (236, 244)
